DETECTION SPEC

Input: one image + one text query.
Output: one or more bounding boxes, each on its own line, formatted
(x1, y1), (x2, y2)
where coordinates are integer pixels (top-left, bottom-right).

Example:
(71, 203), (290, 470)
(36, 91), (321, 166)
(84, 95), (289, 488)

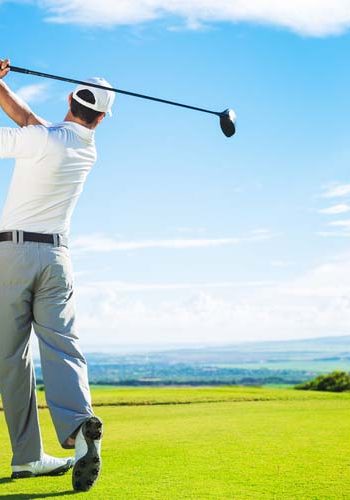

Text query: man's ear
(68, 93), (73, 105)
(96, 112), (106, 126)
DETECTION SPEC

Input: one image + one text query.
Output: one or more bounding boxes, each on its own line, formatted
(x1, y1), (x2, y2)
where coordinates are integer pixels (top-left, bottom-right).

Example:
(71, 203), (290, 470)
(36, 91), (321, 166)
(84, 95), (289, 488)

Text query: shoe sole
(72, 416), (103, 492)
(11, 460), (73, 479)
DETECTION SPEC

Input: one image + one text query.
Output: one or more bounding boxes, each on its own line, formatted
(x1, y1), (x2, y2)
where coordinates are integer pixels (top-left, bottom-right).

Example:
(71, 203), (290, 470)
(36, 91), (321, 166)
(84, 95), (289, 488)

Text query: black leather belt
(0, 231), (68, 247)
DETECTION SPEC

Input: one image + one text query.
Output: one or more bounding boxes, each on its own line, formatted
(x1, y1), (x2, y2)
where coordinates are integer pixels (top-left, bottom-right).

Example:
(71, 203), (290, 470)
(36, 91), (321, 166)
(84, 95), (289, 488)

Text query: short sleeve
(0, 125), (48, 159)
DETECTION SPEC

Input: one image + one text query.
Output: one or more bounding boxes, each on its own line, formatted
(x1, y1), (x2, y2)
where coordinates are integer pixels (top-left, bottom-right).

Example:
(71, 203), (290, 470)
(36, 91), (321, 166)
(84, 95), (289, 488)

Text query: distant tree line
(295, 371), (350, 392)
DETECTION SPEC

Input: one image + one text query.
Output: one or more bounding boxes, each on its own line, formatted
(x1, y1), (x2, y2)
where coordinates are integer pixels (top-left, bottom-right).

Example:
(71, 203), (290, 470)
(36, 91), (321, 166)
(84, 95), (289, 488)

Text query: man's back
(0, 121), (96, 236)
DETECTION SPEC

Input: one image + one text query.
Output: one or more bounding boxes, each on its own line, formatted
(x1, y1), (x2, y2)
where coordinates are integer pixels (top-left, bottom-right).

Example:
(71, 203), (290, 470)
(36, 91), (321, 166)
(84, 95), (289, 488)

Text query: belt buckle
(52, 234), (61, 247)
(12, 230), (18, 244)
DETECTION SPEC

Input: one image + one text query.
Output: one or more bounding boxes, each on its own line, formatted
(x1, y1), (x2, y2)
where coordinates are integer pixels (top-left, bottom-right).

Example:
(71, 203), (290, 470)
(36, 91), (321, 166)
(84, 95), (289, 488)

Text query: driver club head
(220, 109), (236, 137)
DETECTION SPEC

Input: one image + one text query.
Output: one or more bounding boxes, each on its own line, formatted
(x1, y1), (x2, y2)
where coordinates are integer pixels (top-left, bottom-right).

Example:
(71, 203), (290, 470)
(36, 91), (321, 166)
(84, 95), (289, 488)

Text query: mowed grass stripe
(1, 385), (349, 410)
(0, 388), (350, 498)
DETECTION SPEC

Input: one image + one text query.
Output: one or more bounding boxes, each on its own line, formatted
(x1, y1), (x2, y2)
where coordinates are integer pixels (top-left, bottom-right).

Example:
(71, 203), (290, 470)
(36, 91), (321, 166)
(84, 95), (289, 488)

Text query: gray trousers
(0, 239), (93, 465)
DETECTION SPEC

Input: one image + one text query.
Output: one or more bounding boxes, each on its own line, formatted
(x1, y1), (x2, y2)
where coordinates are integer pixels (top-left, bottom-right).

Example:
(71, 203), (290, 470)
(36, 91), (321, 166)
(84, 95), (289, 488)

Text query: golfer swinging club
(0, 58), (115, 492)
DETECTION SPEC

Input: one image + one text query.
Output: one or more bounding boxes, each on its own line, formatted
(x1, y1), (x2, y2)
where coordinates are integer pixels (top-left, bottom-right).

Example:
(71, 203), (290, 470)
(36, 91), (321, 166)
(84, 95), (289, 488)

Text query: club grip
(8, 65), (31, 75)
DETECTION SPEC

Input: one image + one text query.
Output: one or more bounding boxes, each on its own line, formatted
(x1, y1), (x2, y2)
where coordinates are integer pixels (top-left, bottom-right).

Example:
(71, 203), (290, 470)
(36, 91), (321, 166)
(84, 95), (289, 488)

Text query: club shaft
(9, 65), (221, 117)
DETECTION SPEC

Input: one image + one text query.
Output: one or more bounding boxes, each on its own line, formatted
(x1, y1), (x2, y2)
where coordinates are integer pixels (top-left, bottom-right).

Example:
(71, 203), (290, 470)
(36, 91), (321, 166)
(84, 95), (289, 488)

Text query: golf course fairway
(0, 386), (349, 499)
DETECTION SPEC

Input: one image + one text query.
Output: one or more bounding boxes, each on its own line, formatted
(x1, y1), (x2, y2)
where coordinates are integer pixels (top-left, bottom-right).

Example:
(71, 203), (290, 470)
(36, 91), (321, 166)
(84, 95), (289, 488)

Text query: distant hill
(85, 334), (350, 356)
(35, 335), (350, 386)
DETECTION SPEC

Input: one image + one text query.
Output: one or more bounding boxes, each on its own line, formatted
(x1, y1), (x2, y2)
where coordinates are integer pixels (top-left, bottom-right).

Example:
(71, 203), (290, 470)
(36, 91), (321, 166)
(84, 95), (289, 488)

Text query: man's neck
(64, 111), (96, 130)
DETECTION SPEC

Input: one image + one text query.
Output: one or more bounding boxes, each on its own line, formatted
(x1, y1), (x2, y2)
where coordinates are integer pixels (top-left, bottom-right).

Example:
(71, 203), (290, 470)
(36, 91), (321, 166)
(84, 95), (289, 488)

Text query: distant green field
(0, 386), (350, 499)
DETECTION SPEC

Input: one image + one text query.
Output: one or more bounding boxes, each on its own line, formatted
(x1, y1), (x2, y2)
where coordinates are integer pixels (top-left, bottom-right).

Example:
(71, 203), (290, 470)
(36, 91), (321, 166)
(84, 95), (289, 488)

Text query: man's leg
(32, 244), (93, 447)
(0, 244), (42, 465)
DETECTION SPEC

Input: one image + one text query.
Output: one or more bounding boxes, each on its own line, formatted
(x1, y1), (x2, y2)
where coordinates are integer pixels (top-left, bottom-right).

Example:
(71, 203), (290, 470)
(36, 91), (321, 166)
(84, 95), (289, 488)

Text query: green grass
(0, 386), (350, 499)
(30, 385), (350, 408)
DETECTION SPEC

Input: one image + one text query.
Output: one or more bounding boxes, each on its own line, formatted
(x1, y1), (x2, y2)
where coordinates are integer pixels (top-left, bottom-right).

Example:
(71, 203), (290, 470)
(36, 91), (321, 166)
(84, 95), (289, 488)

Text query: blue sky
(1, 1), (350, 349)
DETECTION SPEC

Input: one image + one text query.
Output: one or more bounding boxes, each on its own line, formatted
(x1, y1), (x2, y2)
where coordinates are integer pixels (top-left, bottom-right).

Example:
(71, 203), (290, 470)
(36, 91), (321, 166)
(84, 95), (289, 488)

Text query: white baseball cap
(72, 77), (115, 116)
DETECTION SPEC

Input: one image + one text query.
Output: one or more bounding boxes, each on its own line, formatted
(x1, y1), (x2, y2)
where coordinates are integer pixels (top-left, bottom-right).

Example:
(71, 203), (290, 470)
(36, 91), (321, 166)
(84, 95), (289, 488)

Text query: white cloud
(328, 219), (350, 228)
(318, 219), (350, 238)
(322, 183), (350, 198)
(250, 228), (271, 236)
(317, 185), (350, 236)
(71, 230), (273, 254)
(16, 83), (49, 104)
(318, 231), (350, 238)
(318, 204), (350, 215)
(77, 279), (274, 293)
(25, 0), (350, 37)
(73, 254), (350, 348)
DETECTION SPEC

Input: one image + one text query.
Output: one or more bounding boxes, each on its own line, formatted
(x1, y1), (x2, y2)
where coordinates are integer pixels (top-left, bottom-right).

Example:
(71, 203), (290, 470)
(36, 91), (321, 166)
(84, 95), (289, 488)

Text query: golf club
(8, 65), (236, 137)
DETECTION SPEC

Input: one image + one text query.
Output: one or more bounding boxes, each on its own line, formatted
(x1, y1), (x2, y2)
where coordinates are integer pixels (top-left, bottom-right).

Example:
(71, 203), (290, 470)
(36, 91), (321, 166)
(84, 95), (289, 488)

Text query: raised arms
(0, 59), (49, 127)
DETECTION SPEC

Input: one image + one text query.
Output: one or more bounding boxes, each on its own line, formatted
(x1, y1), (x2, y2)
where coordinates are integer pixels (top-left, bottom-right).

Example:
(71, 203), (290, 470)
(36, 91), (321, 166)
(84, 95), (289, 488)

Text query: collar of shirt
(57, 121), (95, 143)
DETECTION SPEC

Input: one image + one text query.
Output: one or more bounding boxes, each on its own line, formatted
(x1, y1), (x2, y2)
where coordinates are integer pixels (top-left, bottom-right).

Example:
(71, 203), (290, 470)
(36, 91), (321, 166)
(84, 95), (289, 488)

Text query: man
(0, 58), (115, 492)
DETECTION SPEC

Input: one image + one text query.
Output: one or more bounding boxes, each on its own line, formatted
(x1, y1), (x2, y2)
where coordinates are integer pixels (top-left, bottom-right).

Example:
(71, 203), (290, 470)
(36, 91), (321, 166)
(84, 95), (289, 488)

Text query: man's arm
(0, 59), (49, 127)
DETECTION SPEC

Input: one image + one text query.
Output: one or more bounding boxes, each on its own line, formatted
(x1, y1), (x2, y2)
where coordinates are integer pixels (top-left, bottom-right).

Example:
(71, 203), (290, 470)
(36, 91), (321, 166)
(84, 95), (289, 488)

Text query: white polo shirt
(0, 121), (97, 238)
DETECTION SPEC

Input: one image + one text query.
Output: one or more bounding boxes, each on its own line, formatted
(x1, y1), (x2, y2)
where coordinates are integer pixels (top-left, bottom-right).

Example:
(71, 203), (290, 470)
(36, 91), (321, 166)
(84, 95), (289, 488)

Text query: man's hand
(0, 59), (10, 79)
